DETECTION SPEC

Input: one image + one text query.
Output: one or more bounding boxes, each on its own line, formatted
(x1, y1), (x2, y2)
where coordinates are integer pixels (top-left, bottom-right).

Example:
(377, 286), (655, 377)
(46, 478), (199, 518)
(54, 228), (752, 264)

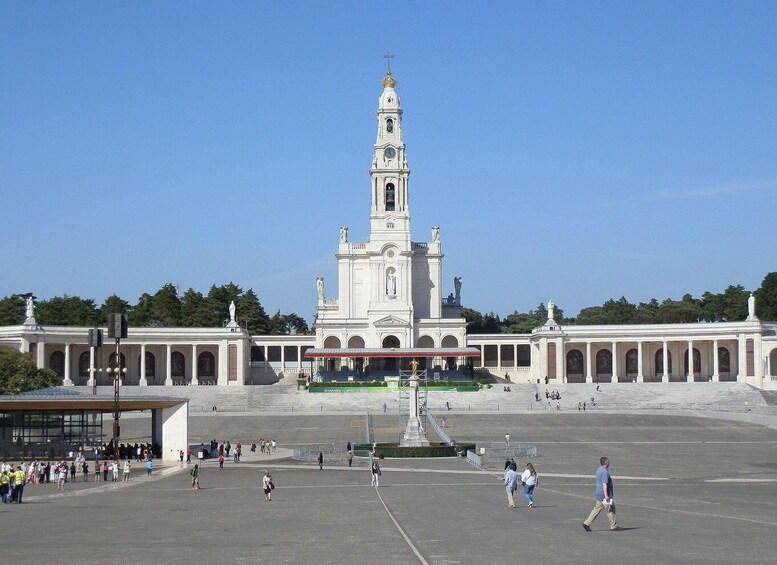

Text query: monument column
(662, 341), (669, 382)
(637, 341), (644, 383)
(64, 344), (73, 386)
(585, 342), (593, 384)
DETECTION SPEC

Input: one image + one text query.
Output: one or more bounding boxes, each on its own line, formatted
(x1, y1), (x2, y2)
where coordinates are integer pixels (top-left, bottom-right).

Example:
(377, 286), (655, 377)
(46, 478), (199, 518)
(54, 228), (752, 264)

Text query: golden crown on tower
(381, 72), (397, 89)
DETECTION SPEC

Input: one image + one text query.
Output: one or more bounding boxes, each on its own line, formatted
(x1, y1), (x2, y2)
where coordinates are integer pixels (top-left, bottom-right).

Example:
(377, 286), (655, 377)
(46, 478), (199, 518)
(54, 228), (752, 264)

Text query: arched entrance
(595, 349), (612, 383)
(417, 335), (434, 370)
(198, 352), (216, 384)
(566, 350), (584, 383)
(348, 336), (366, 373)
(382, 335), (400, 372)
(441, 335), (459, 370)
(323, 336), (341, 371)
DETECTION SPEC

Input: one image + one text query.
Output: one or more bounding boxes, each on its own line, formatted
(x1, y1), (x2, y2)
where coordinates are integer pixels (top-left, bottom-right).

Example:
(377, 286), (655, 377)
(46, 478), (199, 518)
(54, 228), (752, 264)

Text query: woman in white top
(520, 463), (538, 507)
(262, 470), (273, 501)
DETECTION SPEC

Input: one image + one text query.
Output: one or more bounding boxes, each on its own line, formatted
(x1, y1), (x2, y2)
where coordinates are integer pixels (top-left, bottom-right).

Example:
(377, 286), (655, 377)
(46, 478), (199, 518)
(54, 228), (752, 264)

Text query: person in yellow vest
(0, 470), (10, 503)
(13, 466), (26, 503)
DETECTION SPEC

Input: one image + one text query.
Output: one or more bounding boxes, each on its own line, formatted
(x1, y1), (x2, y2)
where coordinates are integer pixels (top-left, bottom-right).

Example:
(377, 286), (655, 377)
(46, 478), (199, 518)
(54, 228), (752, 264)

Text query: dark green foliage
(756, 273), (777, 321)
(35, 296), (100, 326)
(0, 295), (25, 325)
(0, 346), (59, 394)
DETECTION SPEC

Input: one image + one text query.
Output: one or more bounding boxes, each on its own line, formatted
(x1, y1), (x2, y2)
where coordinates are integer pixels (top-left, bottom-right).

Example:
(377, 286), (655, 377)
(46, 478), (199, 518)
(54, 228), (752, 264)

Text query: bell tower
(369, 63), (411, 246)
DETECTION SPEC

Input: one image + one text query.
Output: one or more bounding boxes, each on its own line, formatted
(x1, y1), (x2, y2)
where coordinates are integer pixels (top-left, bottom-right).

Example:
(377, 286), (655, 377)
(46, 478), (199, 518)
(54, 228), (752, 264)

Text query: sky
(2, 2), (776, 324)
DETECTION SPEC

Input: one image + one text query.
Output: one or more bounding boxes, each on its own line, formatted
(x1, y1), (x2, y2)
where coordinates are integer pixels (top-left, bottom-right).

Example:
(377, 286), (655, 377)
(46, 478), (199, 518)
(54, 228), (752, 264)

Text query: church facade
(2, 71), (776, 389)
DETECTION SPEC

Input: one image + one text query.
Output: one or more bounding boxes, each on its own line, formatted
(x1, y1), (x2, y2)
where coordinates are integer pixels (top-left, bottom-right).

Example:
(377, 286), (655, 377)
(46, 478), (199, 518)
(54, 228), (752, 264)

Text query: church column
(140, 344), (147, 386)
(585, 342), (593, 384)
(662, 341), (669, 383)
(64, 344), (73, 386)
(192, 344), (198, 385)
(754, 334), (763, 388)
(165, 345), (172, 386)
(218, 341), (228, 386)
(712, 339), (719, 382)
(539, 339), (548, 381)
(611, 341), (618, 383)
(687, 340), (694, 382)
(88, 345), (96, 387)
(637, 341), (644, 383)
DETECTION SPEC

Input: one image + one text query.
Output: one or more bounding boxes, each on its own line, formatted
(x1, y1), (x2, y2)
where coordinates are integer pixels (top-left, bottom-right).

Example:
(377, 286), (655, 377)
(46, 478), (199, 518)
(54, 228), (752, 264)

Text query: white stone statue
(387, 272), (396, 296)
(431, 226), (440, 242)
(747, 293), (757, 320)
(25, 296), (35, 319)
(316, 277), (325, 301)
(454, 276), (462, 303)
(339, 227), (348, 243)
(229, 301), (236, 323)
(547, 300), (555, 321)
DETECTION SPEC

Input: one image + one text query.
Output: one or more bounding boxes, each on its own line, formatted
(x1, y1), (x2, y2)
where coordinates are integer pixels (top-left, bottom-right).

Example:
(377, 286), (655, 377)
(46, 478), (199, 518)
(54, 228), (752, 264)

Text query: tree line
(464, 272), (777, 334)
(0, 282), (310, 335)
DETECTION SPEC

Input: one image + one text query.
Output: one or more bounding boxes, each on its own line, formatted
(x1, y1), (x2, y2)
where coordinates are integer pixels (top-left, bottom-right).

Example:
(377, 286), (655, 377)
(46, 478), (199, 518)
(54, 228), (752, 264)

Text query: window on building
(516, 345), (531, 367)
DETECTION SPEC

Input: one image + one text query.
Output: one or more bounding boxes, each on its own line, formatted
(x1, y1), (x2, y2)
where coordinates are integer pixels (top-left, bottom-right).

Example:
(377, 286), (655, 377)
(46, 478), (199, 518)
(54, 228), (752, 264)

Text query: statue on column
(547, 300), (555, 321)
(410, 358), (419, 377)
(454, 276), (462, 304)
(316, 277), (325, 301)
(339, 227), (348, 243)
(25, 296), (35, 319)
(229, 301), (236, 323)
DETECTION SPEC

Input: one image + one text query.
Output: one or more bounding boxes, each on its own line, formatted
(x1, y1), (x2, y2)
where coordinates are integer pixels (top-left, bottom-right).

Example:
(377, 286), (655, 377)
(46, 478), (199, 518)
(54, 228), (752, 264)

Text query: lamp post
(106, 313), (128, 459)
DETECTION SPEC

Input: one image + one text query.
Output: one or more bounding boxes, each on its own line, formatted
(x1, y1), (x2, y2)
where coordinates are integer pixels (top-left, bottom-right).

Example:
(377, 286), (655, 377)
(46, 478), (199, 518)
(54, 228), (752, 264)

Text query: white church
(2, 70), (777, 389)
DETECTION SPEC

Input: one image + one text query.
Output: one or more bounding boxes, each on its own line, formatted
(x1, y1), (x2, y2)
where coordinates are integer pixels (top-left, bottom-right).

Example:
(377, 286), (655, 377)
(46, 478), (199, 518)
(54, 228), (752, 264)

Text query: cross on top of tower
(384, 51), (394, 74)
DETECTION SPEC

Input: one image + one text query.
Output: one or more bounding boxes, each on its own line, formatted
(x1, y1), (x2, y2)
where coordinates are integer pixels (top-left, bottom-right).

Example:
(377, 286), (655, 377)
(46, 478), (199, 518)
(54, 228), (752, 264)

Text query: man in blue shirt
(504, 465), (518, 508)
(582, 456), (620, 531)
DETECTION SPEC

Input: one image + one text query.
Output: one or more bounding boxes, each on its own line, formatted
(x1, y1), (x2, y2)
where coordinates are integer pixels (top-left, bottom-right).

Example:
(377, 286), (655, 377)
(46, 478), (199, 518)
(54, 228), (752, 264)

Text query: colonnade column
(36, 341), (45, 370)
(611, 341), (618, 382)
(165, 344), (172, 386)
(88, 345), (96, 387)
(585, 342), (593, 383)
(712, 339), (719, 382)
(192, 344), (198, 385)
(662, 341), (669, 382)
(637, 342), (644, 383)
(556, 338), (565, 383)
(140, 344), (147, 386)
(737, 335), (747, 382)
(539, 339), (547, 381)
(63, 344), (73, 386)
(687, 340), (694, 383)
(754, 334), (763, 388)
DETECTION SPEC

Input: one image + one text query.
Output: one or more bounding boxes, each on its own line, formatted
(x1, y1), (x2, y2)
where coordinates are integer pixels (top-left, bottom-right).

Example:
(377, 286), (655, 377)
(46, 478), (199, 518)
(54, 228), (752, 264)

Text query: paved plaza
(4, 407), (777, 564)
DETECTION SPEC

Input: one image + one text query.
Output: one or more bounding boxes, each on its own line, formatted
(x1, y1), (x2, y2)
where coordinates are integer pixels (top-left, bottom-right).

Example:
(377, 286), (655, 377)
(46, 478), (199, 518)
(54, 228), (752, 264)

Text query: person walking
(111, 460), (119, 482)
(582, 456), (620, 531)
(218, 454), (224, 470)
(504, 463), (518, 508)
(82, 461), (89, 482)
(56, 465), (66, 492)
(521, 463), (538, 508)
(347, 451), (353, 467)
(504, 433), (510, 447)
(371, 461), (381, 487)
(102, 461), (109, 482)
(146, 459), (154, 476)
(262, 470), (273, 501)
(14, 466), (26, 502)
(190, 464), (200, 490)
(123, 461), (131, 482)
(318, 451), (324, 470)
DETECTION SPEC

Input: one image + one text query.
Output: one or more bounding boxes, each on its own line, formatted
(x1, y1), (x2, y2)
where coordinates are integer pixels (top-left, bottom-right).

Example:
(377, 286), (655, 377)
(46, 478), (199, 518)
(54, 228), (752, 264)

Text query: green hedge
(309, 381), (387, 389)
(353, 442), (476, 458)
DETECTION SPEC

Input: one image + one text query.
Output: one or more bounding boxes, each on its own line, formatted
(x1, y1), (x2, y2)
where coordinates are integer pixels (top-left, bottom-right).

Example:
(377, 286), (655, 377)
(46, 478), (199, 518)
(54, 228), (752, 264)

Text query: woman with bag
(262, 470), (274, 501)
(521, 463), (538, 508)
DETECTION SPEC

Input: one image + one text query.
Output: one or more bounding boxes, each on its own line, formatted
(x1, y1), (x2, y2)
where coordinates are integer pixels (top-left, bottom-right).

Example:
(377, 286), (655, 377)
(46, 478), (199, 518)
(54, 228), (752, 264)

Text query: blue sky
(2, 2), (776, 323)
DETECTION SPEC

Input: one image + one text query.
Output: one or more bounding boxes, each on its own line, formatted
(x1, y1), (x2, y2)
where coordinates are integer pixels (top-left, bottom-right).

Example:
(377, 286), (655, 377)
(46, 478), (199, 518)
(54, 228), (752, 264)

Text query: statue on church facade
(387, 272), (396, 296)
(339, 227), (348, 243)
(25, 296), (35, 319)
(547, 300), (555, 321)
(431, 226), (440, 242)
(454, 276), (462, 304)
(229, 301), (236, 323)
(316, 277), (325, 301)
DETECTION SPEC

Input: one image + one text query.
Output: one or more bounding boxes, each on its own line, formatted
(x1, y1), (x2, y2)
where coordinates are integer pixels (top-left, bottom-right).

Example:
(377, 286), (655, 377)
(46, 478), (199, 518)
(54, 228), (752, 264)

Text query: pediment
(374, 315), (409, 327)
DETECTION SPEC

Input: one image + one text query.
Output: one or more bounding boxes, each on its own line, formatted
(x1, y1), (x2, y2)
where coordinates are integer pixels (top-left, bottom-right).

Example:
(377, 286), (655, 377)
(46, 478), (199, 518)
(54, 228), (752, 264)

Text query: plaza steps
(94, 381), (773, 416)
